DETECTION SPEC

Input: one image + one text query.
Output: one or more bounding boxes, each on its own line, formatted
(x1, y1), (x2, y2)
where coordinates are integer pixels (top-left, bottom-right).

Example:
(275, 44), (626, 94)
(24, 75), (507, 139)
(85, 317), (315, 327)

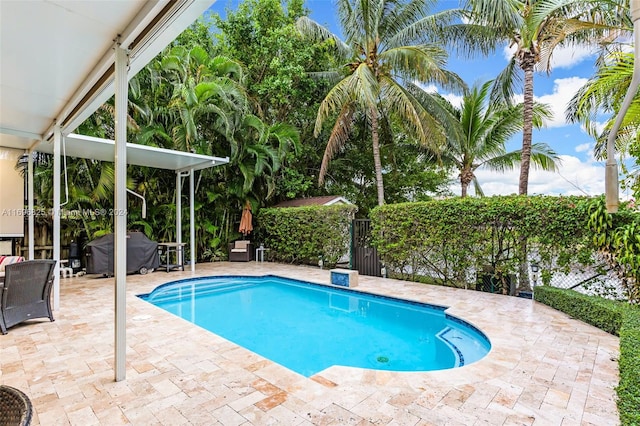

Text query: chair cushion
(231, 248), (248, 253)
(234, 240), (250, 250)
(0, 256), (24, 273)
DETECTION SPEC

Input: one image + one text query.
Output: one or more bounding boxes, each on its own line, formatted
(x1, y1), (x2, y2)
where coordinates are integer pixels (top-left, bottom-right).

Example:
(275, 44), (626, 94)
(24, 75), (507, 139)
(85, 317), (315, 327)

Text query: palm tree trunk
(370, 106), (385, 206)
(519, 53), (536, 196)
(460, 168), (473, 198)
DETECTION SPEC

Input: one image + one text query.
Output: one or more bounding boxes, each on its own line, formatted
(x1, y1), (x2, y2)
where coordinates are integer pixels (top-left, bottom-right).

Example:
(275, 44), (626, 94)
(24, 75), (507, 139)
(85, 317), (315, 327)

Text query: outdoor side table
(255, 246), (270, 263)
(158, 242), (186, 272)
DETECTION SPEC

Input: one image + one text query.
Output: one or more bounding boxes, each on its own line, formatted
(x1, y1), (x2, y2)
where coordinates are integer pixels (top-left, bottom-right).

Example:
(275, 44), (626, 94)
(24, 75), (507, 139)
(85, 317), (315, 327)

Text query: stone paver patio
(0, 262), (619, 425)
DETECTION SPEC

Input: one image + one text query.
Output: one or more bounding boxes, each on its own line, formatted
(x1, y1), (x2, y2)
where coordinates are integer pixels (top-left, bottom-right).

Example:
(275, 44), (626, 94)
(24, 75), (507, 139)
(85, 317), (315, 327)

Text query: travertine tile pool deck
(1, 262), (620, 425)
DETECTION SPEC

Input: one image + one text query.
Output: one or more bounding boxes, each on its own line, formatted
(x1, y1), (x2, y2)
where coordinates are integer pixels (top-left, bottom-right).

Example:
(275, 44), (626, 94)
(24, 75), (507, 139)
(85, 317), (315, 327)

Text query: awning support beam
(28, 149), (34, 260)
(114, 42), (128, 382)
(52, 125), (61, 310)
(176, 172), (182, 265)
(190, 168), (195, 272)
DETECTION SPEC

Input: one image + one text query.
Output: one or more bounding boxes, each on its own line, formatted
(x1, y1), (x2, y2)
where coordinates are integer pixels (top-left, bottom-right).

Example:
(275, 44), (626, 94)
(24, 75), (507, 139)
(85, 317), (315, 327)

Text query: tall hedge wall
(370, 196), (592, 288)
(255, 204), (357, 268)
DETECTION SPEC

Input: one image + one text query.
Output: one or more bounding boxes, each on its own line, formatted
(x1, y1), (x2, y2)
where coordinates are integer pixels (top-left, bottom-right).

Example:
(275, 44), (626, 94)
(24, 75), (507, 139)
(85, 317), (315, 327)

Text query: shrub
(587, 197), (640, 303)
(371, 196), (592, 289)
(618, 310), (640, 425)
(534, 286), (640, 425)
(255, 204), (357, 268)
(533, 286), (623, 335)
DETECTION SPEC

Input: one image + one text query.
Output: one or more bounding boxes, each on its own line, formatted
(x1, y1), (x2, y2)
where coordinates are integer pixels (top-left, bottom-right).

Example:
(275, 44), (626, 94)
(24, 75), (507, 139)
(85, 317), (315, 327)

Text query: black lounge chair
(0, 259), (56, 335)
(0, 385), (33, 426)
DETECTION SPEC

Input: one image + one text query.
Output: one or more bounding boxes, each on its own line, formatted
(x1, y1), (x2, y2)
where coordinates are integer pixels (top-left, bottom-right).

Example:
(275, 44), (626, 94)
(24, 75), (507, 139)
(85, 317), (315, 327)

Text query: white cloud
(415, 82), (464, 108)
(535, 77), (588, 128)
(502, 43), (597, 70)
(546, 44), (598, 70)
(575, 143), (592, 153)
(594, 120), (607, 135)
(441, 93), (464, 109)
(451, 155), (606, 197)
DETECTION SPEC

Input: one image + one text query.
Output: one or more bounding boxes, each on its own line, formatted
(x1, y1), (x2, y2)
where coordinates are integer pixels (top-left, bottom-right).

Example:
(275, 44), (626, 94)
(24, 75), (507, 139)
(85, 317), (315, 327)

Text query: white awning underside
(37, 134), (229, 172)
(0, 0), (216, 148)
(1, 0), (222, 381)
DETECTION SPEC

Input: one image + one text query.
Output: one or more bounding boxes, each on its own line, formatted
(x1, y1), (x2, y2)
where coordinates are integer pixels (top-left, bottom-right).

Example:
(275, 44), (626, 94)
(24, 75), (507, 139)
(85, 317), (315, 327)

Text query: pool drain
(377, 356), (389, 363)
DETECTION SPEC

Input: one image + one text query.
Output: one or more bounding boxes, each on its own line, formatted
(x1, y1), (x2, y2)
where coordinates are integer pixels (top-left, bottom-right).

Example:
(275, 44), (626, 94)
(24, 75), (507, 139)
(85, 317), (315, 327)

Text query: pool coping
(138, 274), (492, 373)
(0, 262), (620, 425)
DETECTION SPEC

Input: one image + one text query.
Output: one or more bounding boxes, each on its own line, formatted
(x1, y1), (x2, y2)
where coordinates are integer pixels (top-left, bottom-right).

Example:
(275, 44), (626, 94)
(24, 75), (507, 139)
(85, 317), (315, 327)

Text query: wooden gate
(351, 219), (382, 277)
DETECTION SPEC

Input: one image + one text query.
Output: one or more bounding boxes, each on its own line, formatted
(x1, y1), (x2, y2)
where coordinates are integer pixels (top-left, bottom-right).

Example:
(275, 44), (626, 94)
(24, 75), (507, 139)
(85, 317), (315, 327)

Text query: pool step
(144, 281), (258, 303)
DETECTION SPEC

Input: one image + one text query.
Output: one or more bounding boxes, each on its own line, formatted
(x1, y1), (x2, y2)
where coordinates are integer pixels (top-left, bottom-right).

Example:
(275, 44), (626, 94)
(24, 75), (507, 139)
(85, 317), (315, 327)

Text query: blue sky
(208, 0), (621, 198)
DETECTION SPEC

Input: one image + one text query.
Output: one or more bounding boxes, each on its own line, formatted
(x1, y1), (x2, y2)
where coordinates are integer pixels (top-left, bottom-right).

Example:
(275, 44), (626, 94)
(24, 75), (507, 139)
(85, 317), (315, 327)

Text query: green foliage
(298, 0), (466, 206)
(371, 196), (592, 289)
(533, 286), (624, 335)
(171, 17), (217, 54)
(324, 133), (453, 216)
(618, 308), (640, 426)
(423, 80), (558, 197)
(534, 286), (640, 426)
(587, 196), (640, 303)
(256, 204), (357, 267)
(213, 0), (334, 202)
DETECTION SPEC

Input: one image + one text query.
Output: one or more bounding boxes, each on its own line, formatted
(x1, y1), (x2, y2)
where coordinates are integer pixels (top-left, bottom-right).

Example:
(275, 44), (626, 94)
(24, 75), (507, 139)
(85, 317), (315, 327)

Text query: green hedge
(534, 286), (640, 425)
(255, 204), (357, 268)
(371, 196), (592, 288)
(533, 286), (624, 335)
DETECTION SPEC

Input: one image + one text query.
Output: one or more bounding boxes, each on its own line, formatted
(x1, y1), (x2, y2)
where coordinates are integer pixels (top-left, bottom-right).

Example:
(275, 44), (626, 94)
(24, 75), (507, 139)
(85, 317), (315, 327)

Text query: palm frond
(528, 143), (561, 171)
(472, 175), (485, 197)
(405, 82), (466, 146)
(437, 21), (506, 58)
(380, 77), (445, 151)
(380, 44), (447, 83)
(381, 0), (435, 48)
(296, 16), (351, 60)
(490, 56), (521, 105)
(314, 64), (378, 137)
(482, 150), (522, 173)
(319, 104), (356, 185)
(463, 0), (524, 29)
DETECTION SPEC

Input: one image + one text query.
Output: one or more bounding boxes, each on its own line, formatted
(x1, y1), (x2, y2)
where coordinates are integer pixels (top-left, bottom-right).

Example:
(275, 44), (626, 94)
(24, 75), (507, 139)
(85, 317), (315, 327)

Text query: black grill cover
(85, 232), (159, 275)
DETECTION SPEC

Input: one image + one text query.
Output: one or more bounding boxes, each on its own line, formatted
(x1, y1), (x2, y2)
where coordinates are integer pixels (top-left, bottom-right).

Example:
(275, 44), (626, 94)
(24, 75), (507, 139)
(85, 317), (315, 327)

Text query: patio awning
(0, 0), (218, 382)
(36, 133), (229, 172)
(0, 0), (215, 146)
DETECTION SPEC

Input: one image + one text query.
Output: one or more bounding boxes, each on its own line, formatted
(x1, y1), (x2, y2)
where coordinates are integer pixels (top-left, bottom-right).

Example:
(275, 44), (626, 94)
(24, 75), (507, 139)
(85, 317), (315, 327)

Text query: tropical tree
(461, 0), (627, 195)
(213, 0), (334, 202)
(297, 0), (465, 206)
(567, 50), (638, 155)
(226, 115), (300, 203)
(424, 81), (559, 197)
(137, 45), (248, 153)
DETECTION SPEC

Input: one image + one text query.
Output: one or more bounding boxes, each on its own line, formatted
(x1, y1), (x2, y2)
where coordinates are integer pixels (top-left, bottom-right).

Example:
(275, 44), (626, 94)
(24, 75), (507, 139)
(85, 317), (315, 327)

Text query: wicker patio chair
(0, 259), (56, 335)
(228, 240), (254, 262)
(0, 385), (33, 426)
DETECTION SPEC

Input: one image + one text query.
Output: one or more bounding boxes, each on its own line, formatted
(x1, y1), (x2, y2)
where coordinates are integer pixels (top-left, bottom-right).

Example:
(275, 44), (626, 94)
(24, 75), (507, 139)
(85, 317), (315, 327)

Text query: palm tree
(297, 0), (465, 206)
(227, 114), (300, 201)
(425, 81), (559, 197)
(461, 0), (626, 195)
(139, 45), (248, 152)
(567, 50), (639, 159)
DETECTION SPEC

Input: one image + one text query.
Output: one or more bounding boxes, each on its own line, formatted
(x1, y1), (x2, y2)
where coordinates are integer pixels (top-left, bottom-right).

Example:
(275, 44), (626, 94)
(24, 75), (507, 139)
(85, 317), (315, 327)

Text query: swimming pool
(139, 275), (491, 377)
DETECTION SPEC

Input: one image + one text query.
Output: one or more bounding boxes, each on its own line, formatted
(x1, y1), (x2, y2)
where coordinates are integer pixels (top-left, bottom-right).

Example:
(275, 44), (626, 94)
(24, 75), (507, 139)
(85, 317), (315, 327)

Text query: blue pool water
(139, 275), (491, 377)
